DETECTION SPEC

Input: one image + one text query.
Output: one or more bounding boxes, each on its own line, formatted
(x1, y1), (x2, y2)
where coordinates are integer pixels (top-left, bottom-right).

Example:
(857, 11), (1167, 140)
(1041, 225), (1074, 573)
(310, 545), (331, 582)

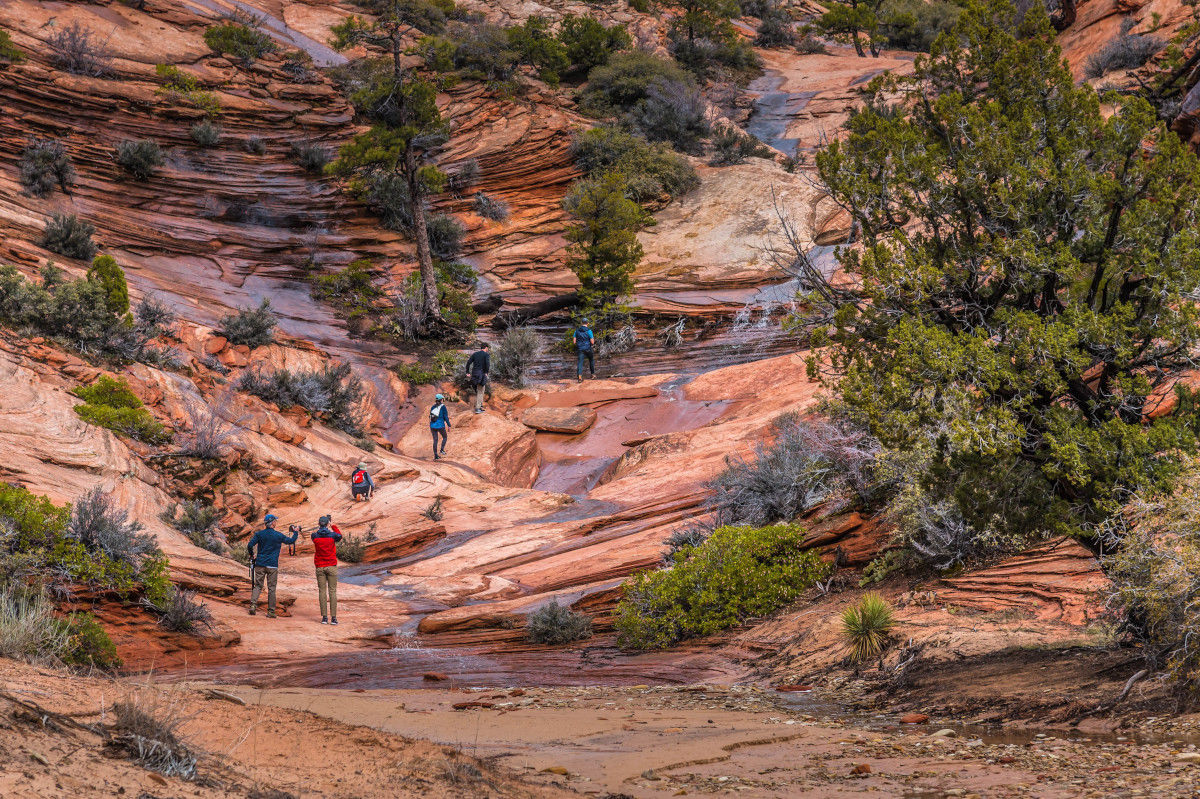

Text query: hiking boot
(577, 374), (583, 382)
(331, 618), (338, 625)
(249, 607), (256, 616)
(266, 612), (277, 619)
(321, 617), (328, 624)
(434, 454), (441, 460)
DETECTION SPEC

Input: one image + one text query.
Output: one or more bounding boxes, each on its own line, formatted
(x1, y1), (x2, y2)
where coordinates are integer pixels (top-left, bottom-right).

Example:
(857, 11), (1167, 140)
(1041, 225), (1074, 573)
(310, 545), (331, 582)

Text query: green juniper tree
(87, 254), (130, 317)
(792, 0), (1200, 553)
(329, 1), (450, 328)
(810, 0), (883, 57)
(563, 171), (649, 331)
(668, 0), (743, 69)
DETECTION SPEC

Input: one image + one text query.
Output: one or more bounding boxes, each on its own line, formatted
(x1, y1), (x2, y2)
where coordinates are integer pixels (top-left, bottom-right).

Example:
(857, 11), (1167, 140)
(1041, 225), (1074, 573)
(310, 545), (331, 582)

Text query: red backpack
(352, 469), (366, 485)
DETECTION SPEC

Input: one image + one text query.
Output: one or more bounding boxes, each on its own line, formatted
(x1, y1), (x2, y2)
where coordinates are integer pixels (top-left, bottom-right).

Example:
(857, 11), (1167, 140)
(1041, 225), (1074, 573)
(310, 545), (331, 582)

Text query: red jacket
(312, 524), (341, 568)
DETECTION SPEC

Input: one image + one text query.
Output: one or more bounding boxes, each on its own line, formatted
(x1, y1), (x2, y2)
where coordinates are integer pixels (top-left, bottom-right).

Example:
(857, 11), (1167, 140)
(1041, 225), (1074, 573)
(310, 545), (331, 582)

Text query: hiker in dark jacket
(350, 461), (374, 502)
(247, 513), (298, 618)
(465, 343), (490, 414)
(430, 393), (450, 460)
(311, 515), (342, 625)
(574, 319), (595, 382)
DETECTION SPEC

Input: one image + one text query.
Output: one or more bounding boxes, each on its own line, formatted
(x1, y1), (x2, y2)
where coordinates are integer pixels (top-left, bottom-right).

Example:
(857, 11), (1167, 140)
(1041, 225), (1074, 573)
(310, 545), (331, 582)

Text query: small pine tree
(563, 171), (649, 329)
(87, 255), (130, 317)
(330, 2), (451, 329)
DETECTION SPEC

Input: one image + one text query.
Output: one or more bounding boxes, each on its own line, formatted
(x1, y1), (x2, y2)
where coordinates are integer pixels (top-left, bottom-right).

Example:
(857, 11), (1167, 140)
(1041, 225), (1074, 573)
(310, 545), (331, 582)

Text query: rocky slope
(0, 0), (1174, 726)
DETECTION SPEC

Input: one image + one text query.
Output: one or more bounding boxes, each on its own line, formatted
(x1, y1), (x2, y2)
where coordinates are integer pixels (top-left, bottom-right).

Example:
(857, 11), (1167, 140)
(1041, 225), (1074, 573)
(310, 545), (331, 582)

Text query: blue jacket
(247, 525), (298, 568)
(574, 326), (594, 352)
(429, 402), (450, 430)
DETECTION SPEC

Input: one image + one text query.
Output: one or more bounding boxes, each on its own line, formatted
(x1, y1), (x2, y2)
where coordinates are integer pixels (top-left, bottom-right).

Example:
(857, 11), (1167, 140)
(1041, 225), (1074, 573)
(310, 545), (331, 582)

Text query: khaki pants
(473, 381), (486, 412)
(250, 566), (279, 614)
(316, 565), (338, 619)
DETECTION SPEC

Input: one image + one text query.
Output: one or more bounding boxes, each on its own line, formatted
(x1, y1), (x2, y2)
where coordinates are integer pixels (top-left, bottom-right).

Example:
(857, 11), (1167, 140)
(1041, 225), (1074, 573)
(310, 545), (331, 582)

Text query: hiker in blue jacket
(574, 319), (595, 382)
(247, 513), (298, 618)
(430, 393), (450, 460)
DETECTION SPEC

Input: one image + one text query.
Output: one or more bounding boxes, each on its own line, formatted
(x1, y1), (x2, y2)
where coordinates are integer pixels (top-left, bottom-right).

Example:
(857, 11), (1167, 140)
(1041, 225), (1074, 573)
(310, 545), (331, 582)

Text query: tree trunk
(851, 30), (865, 57)
(1050, 0), (1076, 32)
(405, 149), (442, 324)
(490, 292), (581, 329)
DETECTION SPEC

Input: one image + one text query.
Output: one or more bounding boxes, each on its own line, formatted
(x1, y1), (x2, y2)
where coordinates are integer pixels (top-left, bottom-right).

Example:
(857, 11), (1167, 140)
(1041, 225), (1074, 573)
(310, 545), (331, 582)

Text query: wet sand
(202, 683), (1200, 798)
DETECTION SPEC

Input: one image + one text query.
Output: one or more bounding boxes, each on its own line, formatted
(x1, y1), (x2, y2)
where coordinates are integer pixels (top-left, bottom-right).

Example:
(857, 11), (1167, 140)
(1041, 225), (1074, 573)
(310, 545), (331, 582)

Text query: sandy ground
(0, 658), (571, 799)
(203, 682), (1200, 798)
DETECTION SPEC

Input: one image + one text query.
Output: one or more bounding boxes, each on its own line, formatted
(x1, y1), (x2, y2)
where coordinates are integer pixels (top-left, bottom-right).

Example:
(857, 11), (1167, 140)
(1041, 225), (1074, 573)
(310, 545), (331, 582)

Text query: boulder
(522, 406), (597, 434)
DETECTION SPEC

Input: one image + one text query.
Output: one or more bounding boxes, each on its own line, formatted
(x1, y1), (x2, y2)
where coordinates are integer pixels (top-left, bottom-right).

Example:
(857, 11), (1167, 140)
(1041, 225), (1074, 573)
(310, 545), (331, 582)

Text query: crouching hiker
(311, 515), (341, 625)
(350, 461), (374, 502)
(247, 513), (298, 618)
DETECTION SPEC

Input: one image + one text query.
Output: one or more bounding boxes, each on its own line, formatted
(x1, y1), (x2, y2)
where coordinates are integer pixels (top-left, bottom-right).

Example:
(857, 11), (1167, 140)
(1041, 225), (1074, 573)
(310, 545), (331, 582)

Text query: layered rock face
(0, 0), (1129, 683)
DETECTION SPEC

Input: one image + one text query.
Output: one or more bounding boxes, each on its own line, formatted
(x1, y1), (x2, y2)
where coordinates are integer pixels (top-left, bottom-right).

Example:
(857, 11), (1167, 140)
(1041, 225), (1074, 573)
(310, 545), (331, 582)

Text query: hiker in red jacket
(311, 515), (341, 625)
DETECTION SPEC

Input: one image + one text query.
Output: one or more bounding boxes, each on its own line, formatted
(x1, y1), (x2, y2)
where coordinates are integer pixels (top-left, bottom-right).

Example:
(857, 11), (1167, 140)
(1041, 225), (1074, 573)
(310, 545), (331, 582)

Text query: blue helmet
(264, 513), (277, 524)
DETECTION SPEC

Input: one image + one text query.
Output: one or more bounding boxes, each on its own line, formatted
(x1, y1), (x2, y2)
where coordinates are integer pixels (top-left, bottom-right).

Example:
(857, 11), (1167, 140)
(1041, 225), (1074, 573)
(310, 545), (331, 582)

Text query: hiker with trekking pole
(246, 512), (298, 618)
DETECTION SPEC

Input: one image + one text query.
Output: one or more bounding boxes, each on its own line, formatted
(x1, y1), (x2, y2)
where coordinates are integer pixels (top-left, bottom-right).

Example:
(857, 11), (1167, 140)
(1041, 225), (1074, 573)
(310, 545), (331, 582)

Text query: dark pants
(351, 484), (371, 501)
(431, 427), (447, 457)
(577, 349), (594, 377)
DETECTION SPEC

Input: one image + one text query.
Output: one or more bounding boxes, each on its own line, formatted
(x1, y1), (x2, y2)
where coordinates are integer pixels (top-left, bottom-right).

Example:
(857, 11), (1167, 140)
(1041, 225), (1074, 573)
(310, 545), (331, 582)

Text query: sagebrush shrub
(146, 588), (213, 634)
(218, 299), (275, 347)
(756, 8), (795, 47)
(115, 139), (165, 180)
(49, 22), (112, 76)
(1084, 19), (1164, 79)
(19, 138), (75, 197)
(526, 600), (593, 645)
(236, 362), (365, 435)
(291, 141), (330, 173)
(1101, 488), (1200, 693)
(336, 531), (368, 563)
(203, 22), (276, 64)
(571, 126), (699, 202)
(41, 214), (97, 260)
(492, 327), (540, 387)
(189, 120), (222, 148)
(473, 191), (510, 221)
(711, 415), (879, 527)
(112, 693), (198, 779)
(160, 501), (224, 554)
(710, 123), (772, 166)
(579, 51), (691, 116)
(631, 77), (710, 153)
(615, 524), (830, 649)
(69, 487), (159, 567)
(0, 589), (69, 664)
(244, 136), (267, 155)
(427, 214), (465, 260)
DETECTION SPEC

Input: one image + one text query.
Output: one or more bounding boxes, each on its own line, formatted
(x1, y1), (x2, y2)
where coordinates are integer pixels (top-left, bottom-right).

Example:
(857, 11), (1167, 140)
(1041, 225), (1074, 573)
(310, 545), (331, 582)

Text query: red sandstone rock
(423, 672), (449, 681)
(521, 406), (597, 434)
(899, 713), (930, 724)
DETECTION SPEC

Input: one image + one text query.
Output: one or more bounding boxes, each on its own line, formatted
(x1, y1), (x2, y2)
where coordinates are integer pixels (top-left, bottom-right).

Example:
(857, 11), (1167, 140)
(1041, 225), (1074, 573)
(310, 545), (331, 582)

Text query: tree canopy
(797, 0), (1200, 550)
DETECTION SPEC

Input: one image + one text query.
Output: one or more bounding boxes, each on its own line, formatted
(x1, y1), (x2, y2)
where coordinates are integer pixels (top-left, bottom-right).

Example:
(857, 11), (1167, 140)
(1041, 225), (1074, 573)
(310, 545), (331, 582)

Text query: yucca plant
(841, 593), (895, 664)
